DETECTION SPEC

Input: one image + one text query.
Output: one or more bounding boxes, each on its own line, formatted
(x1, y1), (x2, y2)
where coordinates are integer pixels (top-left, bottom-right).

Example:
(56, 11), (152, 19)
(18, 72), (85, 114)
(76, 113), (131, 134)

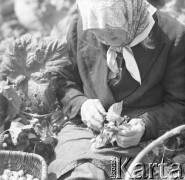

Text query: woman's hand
(116, 118), (145, 148)
(80, 99), (107, 131)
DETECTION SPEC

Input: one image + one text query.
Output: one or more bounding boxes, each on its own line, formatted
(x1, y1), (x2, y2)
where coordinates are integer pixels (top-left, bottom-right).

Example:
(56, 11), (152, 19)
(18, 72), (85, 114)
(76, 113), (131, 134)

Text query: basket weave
(0, 150), (48, 180)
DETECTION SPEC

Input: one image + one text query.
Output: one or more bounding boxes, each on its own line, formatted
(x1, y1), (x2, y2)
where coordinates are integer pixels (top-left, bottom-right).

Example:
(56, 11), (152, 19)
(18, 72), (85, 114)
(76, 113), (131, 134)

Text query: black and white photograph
(0, 0), (185, 179)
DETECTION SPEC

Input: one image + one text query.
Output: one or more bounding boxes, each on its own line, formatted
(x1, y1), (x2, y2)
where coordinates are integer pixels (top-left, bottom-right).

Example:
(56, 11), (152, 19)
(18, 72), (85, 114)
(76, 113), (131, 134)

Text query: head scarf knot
(77, 0), (157, 84)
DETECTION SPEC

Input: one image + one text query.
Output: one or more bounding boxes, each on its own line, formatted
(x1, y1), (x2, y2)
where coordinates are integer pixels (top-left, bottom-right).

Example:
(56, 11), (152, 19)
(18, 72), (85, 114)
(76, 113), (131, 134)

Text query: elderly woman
(49, 0), (185, 179)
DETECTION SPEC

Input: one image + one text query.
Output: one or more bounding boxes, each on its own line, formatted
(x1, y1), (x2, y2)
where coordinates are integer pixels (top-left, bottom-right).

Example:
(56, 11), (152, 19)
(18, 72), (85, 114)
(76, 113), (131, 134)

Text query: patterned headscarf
(76, 0), (157, 84)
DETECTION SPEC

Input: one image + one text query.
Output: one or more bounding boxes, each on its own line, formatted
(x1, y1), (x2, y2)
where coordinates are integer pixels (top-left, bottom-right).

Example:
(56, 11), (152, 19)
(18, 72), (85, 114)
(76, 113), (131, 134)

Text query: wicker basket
(0, 150), (48, 180)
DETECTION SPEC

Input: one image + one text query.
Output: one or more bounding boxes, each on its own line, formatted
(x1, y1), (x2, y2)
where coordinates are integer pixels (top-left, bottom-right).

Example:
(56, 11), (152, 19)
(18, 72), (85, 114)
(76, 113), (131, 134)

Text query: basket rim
(0, 150), (48, 180)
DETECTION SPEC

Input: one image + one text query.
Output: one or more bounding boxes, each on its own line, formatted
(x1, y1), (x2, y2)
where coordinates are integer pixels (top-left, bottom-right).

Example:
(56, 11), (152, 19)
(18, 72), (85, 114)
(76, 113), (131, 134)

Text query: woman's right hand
(80, 99), (107, 131)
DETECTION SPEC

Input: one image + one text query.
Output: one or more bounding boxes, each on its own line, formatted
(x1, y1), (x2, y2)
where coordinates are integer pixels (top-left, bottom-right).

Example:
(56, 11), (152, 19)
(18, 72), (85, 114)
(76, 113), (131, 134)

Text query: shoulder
(155, 11), (185, 42)
(66, 13), (89, 42)
(66, 14), (79, 44)
(66, 14), (87, 56)
(66, 14), (91, 45)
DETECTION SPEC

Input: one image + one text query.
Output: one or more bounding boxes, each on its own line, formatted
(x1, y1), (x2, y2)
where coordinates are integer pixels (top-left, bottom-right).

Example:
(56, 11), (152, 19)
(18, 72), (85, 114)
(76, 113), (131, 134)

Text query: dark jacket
(57, 11), (185, 141)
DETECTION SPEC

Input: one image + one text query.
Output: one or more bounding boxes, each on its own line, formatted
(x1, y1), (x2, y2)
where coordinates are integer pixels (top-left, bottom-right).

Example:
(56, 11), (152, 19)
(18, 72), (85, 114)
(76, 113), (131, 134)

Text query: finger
(108, 126), (121, 132)
(118, 121), (144, 136)
(88, 116), (103, 130)
(116, 137), (138, 148)
(83, 103), (104, 123)
(81, 112), (102, 129)
(87, 121), (102, 131)
(81, 99), (105, 122)
(117, 128), (136, 136)
(92, 112), (104, 123)
(88, 102), (104, 120)
(128, 118), (138, 125)
(119, 124), (132, 130)
(131, 123), (145, 133)
(94, 99), (107, 116)
(81, 110), (103, 130)
(116, 134), (141, 144)
(91, 122), (103, 130)
(128, 118), (143, 126)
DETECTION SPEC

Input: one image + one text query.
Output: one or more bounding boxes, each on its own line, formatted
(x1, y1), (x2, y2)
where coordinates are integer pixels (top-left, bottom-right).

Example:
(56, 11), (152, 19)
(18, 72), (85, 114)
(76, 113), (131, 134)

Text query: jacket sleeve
(140, 32), (185, 141)
(56, 16), (88, 119)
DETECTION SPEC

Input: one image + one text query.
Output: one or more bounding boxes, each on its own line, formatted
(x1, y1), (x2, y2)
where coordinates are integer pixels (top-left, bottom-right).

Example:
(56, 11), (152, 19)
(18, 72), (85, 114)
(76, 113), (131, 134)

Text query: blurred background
(0, 0), (185, 163)
(0, 0), (77, 41)
(0, 0), (185, 42)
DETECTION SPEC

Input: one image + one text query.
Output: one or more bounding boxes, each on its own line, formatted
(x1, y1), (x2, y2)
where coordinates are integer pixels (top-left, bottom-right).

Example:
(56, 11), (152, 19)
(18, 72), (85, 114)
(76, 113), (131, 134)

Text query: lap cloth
(48, 119), (143, 179)
(58, 162), (110, 180)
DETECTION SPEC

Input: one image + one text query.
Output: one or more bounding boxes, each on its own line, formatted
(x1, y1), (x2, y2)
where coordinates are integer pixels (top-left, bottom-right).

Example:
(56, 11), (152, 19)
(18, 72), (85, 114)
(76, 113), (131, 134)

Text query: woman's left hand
(116, 118), (145, 148)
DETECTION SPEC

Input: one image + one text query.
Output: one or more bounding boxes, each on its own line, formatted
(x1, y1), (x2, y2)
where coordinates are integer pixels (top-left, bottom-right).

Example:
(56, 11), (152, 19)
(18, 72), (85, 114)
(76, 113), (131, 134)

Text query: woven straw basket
(0, 150), (48, 180)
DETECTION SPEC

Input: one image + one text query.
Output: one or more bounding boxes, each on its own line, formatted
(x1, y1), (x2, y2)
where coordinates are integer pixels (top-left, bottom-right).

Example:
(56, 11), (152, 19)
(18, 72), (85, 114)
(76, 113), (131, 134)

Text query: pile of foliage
(0, 34), (69, 164)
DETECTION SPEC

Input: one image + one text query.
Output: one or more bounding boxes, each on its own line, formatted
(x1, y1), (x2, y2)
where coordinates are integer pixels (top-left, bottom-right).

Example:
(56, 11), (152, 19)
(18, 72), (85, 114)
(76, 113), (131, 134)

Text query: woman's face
(90, 28), (127, 47)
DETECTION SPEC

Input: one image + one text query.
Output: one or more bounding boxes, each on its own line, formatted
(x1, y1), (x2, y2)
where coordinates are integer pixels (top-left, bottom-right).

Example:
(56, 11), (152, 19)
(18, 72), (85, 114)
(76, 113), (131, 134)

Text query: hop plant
(0, 34), (69, 114)
(90, 101), (131, 151)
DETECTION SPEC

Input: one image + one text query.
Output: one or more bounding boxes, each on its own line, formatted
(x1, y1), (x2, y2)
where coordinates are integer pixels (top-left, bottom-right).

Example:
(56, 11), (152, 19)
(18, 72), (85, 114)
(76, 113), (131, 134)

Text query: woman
(49, 0), (185, 179)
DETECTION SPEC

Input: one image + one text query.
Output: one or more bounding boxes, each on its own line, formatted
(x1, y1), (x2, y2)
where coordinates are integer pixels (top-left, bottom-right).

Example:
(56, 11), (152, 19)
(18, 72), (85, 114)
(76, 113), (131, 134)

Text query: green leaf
(0, 34), (68, 114)
(152, 146), (160, 156)
(106, 101), (123, 122)
(0, 82), (21, 119)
